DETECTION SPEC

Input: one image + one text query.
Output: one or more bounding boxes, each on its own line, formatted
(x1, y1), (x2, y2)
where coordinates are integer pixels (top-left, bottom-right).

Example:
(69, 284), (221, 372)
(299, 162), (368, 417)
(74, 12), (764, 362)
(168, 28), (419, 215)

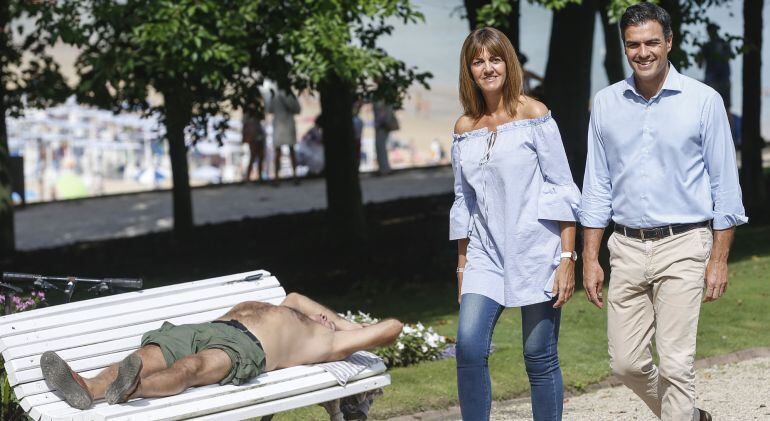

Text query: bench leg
(260, 416), (274, 421)
(320, 399), (344, 421)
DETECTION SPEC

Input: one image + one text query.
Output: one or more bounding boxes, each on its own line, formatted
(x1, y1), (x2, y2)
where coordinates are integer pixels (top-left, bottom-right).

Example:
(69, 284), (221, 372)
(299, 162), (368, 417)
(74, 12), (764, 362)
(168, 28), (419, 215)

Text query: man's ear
(666, 36), (673, 53)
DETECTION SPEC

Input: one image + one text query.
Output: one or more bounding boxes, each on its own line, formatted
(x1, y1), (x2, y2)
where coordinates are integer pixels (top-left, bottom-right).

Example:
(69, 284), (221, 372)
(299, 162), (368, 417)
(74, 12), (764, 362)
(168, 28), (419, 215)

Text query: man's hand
(583, 259), (605, 309)
(704, 260), (728, 302)
(582, 227), (606, 309)
(704, 228), (735, 303)
(552, 260), (575, 308)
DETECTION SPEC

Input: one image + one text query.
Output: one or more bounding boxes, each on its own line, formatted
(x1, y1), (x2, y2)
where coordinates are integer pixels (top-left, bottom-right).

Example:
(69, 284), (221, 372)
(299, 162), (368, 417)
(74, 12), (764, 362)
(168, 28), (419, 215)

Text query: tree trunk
(160, 88), (194, 236)
(0, 0), (15, 256)
(659, 0), (687, 70)
(463, 0), (519, 51)
(543, 0), (597, 187)
(599, 0), (625, 84)
(319, 72), (367, 244)
(463, 0), (488, 31)
(741, 0), (767, 220)
(505, 0), (520, 53)
(0, 92), (13, 256)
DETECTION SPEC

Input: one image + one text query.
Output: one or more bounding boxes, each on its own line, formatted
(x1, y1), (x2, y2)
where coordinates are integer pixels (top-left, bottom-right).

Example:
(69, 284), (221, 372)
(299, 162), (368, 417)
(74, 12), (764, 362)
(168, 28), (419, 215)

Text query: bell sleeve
(449, 136), (476, 240)
(533, 118), (580, 222)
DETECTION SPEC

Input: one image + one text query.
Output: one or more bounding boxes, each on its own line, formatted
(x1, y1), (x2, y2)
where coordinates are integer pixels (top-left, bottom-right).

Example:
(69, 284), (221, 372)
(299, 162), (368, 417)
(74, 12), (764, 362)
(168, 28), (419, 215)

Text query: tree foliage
(57, 0), (281, 140)
(476, 0), (736, 70)
(275, 0), (431, 107)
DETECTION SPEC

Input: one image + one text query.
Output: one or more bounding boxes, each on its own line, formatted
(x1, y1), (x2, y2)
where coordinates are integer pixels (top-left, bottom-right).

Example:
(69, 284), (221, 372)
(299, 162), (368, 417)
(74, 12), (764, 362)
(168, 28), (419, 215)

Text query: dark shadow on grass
(3, 192), (767, 310)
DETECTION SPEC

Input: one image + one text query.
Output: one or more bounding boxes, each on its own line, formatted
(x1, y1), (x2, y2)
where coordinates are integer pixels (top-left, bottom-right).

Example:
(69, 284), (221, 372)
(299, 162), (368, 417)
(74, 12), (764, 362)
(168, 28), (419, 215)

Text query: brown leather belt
(613, 221), (711, 240)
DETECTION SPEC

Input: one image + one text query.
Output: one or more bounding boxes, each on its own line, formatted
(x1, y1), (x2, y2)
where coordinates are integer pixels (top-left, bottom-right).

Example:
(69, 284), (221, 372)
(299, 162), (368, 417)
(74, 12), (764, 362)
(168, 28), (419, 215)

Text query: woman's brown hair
(459, 27), (523, 120)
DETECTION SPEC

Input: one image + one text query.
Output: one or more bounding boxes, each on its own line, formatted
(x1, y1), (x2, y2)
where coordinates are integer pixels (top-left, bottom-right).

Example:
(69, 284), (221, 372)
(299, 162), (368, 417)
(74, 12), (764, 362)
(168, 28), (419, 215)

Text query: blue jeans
(456, 293), (563, 421)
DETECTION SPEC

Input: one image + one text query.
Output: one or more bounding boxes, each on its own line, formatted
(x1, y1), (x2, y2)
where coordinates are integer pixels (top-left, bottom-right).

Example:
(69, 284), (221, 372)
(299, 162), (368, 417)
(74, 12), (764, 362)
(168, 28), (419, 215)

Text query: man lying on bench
(41, 293), (403, 409)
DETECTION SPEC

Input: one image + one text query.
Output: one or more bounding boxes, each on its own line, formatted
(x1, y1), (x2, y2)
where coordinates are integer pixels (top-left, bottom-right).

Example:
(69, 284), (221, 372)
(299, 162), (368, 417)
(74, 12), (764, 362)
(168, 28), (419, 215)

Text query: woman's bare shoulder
(517, 96), (550, 120)
(454, 115), (476, 135)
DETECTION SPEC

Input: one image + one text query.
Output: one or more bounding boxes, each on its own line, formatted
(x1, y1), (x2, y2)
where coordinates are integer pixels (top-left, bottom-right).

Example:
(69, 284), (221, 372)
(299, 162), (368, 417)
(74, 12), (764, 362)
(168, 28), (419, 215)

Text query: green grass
(274, 226), (770, 420)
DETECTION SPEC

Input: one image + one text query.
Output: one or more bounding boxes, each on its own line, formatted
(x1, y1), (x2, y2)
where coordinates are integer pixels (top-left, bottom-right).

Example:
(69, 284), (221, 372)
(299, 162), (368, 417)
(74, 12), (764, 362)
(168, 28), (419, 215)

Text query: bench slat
(32, 364), (385, 421)
(107, 370), (388, 421)
(31, 365), (329, 420)
(189, 374), (391, 421)
(21, 364), (322, 411)
(0, 270), (269, 326)
(1, 286), (285, 355)
(0, 276), (279, 340)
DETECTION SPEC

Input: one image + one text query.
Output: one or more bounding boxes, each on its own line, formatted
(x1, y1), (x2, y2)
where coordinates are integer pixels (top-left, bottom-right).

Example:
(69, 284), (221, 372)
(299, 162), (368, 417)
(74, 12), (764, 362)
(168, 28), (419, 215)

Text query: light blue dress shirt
(580, 65), (747, 230)
(450, 113), (580, 307)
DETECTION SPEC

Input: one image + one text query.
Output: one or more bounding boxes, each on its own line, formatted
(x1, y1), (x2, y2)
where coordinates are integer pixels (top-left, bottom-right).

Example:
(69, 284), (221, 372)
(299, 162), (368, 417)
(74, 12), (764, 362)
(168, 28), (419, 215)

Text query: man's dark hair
(620, 2), (673, 41)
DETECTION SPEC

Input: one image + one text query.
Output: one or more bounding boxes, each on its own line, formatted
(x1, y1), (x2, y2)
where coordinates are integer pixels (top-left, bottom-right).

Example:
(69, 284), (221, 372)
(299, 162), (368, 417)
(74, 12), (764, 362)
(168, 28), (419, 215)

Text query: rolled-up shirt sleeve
(533, 118), (580, 222)
(580, 98), (614, 228)
(700, 92), (748, 229)
(449, 137), (476, 240)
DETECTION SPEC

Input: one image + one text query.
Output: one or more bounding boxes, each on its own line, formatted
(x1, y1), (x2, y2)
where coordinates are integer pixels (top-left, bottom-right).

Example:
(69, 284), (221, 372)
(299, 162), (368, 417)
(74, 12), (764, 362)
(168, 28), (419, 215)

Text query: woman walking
(450, 28), (579, 421)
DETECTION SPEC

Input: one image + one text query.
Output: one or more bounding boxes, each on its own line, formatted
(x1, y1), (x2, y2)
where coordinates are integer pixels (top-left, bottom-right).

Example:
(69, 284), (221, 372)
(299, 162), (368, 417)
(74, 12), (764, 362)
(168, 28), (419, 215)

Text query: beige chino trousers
(607, 227), (712, 421)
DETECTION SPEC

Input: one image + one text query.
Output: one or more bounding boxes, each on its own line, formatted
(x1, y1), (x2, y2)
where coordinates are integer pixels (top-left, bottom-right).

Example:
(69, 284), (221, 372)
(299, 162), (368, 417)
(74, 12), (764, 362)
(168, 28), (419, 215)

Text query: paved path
(14, 167), (453, 251)
(492, 357), (770, 420)
(389, 350), (770, 421)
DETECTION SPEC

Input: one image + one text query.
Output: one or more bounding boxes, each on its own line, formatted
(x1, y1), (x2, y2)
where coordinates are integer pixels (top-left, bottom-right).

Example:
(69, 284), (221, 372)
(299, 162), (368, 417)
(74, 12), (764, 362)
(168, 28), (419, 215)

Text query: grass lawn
(277, 225), (770, 420)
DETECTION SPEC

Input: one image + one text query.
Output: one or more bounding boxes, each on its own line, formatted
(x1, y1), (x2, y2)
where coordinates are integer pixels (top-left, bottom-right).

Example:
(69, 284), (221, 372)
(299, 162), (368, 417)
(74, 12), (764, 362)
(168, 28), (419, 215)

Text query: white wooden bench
(0, 270), (390, 420)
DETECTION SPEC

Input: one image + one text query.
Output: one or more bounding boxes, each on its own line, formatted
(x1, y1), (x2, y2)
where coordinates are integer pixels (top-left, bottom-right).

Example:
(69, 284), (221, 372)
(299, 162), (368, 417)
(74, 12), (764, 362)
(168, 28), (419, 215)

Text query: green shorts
(140, 321), (266, 385)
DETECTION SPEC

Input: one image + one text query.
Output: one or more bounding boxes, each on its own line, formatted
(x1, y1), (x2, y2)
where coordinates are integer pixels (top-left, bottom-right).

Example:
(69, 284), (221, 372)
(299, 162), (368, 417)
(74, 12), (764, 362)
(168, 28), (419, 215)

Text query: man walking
(580, 4), (747, 421)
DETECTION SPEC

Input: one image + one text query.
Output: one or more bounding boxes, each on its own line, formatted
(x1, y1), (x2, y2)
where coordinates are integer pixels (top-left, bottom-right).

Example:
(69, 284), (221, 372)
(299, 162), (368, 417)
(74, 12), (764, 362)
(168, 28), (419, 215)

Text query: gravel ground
(492, 357), (770, 421)
(388, 356), (770, 421)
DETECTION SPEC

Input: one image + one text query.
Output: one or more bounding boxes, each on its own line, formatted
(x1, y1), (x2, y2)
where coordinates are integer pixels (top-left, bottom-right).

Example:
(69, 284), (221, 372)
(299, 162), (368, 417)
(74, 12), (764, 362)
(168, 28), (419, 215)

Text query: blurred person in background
(267, 89), (301, 185)
(353, 101), (364, 170)
(242, 112), (267, 181)
(373, 100), (399, 175)
(697, 23), (734, 131)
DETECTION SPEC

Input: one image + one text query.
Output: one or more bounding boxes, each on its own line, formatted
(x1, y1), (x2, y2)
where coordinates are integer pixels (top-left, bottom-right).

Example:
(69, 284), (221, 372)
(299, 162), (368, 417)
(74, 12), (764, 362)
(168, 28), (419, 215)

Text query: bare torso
(216, 301), (334, 371)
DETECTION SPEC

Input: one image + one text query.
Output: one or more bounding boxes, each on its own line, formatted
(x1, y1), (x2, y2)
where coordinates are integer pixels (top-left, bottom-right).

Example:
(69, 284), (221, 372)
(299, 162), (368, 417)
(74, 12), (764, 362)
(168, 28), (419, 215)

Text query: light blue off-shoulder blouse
(450, 113), (580, 307)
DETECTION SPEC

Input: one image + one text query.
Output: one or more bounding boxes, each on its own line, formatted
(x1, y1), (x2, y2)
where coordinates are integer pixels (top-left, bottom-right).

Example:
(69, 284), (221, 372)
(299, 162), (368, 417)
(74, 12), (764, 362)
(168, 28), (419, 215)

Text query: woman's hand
(457, 271), (463, 305)
(552, 259), (575, 308)
(456, 238), (469, 306)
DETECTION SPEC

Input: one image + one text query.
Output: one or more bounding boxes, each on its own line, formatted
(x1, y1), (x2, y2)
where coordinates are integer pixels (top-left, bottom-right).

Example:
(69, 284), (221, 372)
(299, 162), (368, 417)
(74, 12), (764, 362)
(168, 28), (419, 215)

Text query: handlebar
(103, 278), (143, 289)
(1, 272), (144, 304)
(2, 272), (142, 289)
(2, 272), (42, 283)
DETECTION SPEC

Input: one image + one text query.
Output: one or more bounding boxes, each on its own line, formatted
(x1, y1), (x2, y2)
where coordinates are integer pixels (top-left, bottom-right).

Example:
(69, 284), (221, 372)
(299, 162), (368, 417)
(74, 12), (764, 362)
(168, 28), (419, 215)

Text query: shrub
(0, 290), (47, 419)
(0, 290), (46, 314)
(340, 311), (447, 367)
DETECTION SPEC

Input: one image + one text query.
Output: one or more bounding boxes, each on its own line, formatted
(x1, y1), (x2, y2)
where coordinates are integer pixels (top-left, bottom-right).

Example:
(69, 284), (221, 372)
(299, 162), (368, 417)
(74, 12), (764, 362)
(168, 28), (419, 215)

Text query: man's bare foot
(40, 351), (93, 409)
(105, 353), (143, 405)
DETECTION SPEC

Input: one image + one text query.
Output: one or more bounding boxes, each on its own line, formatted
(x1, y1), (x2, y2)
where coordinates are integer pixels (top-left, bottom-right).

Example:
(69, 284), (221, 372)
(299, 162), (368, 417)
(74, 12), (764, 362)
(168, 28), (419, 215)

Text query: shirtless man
(40, 293), (403, 409)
